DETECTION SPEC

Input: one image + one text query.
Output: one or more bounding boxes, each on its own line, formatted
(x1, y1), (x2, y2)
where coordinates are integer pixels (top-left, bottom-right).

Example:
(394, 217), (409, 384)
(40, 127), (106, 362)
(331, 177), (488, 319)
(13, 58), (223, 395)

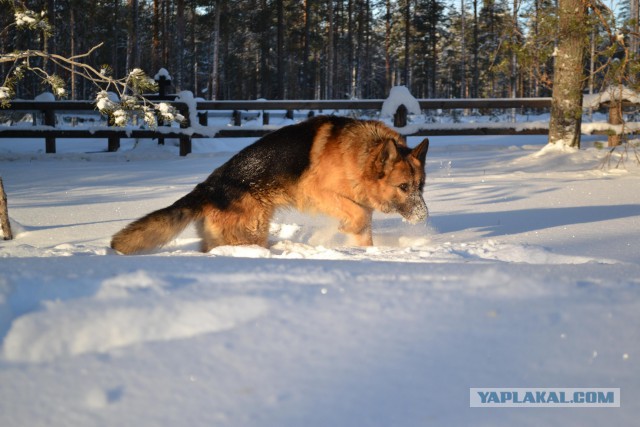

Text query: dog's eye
(398, 183), (410, 193)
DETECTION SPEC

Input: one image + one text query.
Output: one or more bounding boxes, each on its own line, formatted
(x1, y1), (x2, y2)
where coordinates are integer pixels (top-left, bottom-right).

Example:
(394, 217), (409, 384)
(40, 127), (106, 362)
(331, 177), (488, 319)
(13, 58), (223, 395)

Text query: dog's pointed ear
(375, 139), (400, 177)
(411, 138), (429, 165)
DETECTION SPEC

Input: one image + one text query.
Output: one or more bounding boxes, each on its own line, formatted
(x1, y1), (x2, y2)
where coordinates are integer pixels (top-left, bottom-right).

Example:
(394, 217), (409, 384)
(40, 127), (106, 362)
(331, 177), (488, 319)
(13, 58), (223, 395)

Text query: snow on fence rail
(0, 98), (637, 156)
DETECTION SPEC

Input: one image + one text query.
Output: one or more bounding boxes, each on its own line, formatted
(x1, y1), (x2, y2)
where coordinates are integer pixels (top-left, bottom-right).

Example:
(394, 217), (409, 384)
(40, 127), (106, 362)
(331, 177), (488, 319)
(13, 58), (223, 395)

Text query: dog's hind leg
(196, 217), (224, 252)
(223, 205), (272, 247)
(204, 196), (273, 248)
(196, 204), (228, 252)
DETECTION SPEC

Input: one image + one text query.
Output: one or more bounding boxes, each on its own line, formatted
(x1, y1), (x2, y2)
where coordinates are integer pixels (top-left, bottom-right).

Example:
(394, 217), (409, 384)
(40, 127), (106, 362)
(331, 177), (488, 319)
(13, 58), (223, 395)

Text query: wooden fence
(0, 97), (626, 156)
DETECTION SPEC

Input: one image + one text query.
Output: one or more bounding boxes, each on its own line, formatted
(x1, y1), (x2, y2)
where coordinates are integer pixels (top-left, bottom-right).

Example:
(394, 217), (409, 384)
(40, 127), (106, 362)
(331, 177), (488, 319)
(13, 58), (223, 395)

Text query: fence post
(263, 111), (270, 125)
(157, 75), (171, 99)
(394, 104), (408, 127)
(108, 135), (120, 152)
(178, 103), (192, 156)
(233, 110), (242, 126)
(157, 119), (165, 146)
(43, 108), (56, 153)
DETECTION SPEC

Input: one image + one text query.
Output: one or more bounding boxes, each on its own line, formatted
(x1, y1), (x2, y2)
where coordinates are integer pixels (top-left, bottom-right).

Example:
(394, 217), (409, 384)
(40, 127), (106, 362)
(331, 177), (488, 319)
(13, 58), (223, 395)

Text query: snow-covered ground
(1, 130), (639, 426)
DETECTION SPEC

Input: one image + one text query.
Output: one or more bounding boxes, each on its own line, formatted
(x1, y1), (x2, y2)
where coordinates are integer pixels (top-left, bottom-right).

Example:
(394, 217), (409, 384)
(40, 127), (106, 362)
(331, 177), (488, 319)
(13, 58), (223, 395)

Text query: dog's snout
(400, 193), (428, 224)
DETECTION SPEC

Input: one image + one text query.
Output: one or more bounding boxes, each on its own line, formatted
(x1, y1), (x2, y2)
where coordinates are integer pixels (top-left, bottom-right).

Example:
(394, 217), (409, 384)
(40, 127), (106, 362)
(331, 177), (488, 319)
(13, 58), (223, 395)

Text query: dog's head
(366, 137), (429, 224)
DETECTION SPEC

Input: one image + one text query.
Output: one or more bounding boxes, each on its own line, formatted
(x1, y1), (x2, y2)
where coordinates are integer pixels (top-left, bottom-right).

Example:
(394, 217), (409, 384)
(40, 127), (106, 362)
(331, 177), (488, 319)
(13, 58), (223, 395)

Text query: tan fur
(197, 195), (275, 252)
(291, 121), (424, 245)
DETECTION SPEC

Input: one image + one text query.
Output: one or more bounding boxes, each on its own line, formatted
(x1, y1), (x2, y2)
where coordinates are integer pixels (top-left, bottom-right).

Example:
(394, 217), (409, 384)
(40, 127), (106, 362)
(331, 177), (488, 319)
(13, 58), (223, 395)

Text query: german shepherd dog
(111, 116), (429, 254)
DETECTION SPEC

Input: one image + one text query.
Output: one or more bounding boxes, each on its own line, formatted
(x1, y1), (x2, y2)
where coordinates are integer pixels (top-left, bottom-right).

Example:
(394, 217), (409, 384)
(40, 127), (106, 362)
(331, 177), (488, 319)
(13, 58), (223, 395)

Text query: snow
(153, 68), (172, 81)
(583, 85), (640, 109)
(381, 85), (422, 118)
(34, 92), (55, 102)
(1, 132), (640, 426)
(0, 87), (10, 100)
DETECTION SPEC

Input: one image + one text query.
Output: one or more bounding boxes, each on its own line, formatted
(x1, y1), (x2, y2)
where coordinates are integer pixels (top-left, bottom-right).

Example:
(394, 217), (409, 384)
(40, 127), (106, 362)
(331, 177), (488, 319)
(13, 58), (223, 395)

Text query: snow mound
(583, 85), (640, 109)
(461, 240), (608, 264)
(3, 280), (268, 362)
(533, 142), (580, 156)
(381, 86), (421, 118)
(153, 68), (172, 81)
(34, 92), (55, 102)
(510, 143), (603, 171)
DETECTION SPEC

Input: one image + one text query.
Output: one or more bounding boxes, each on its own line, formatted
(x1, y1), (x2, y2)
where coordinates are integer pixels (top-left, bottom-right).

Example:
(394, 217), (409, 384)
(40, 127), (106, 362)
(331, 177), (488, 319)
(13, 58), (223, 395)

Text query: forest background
(1, 0), (639, 103)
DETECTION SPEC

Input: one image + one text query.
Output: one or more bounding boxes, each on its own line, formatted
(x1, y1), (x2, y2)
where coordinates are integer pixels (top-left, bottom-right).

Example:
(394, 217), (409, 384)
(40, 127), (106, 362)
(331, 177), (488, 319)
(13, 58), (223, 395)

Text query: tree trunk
(510, 0), (519, 122)
(259, 0), (271, 98)
(472, 0), (478, 98)
(0, 177), (12, 240)
(348, 0), (355, 98)
(190, 0), (197, 94)
(162, 0), (169, 66)
(175, 0), (185, 90)
(126, 0), (139, 71)
(44, 0), (55, 76)
(403, 0), (411, 87)
(547, 0), (588, 147)
(356, 0), (367, 98)
(70, 5), (76, 100)
(631, 0), (639, 61)
(152, 0), (160, 72)
(276, 0), (285, 99)
(384, 0), (392, 94)
(460, 0), (466, 97)
(112, 0), (120, 77)
(303, 0), (312, 98)
(326, 0), (335, 98)
(210, 0), (221, 100)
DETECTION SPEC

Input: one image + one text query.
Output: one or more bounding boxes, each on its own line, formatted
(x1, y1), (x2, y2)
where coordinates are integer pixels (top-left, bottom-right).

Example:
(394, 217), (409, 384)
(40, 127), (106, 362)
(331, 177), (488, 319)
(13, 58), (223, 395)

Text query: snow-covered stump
(232, 110), (242, 126)
(608, 101), (623, 147)
(154, 69), (173, 147)
(584, 86), (640, 148)
(154, 71), (172, 100)
(0, 177), (12, 240)
(394, 104), (408, 127)
(382, 86), (421, 129)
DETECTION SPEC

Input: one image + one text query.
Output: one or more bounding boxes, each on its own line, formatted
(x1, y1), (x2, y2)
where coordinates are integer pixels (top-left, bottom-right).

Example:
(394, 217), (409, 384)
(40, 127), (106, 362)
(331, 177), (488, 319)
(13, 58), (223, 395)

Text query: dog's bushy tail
(111, 193), (203, 255)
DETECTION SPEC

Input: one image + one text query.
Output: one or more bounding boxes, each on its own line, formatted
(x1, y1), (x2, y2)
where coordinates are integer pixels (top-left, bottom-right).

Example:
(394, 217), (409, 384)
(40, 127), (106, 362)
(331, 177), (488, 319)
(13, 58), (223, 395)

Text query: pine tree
(413, 0), (445, 97)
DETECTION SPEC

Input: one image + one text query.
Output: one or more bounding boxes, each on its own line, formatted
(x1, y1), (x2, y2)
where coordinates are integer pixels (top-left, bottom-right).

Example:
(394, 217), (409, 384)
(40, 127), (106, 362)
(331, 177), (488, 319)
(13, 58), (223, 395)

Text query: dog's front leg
(348, 226), (373, 246)
(335, 198), (374, 246)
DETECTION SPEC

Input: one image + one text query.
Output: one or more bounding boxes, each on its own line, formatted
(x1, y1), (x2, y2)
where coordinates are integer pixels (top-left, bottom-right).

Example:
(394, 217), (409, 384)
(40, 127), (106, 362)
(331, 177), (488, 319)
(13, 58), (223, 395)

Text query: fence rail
(0, 97), (632, 156)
